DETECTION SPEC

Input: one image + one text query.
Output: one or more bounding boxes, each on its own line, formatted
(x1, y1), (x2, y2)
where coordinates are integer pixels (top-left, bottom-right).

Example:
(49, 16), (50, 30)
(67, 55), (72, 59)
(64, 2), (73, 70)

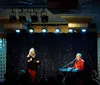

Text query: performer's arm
(28, 58), (32, 62)
(27, 54), (30, 58)
(27, 55), (32, 62)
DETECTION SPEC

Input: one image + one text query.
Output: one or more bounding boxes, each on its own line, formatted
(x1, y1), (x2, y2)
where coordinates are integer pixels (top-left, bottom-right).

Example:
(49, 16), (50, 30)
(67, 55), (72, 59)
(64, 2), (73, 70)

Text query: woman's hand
(27, 58), (32, 62)
(36, 60), (40, 63)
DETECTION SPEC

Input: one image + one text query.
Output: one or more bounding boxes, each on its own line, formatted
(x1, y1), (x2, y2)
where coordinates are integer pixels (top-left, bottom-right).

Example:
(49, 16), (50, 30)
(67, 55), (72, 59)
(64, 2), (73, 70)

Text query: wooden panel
(66, 18), (92, 23)
(59, 26), (68, 33)
(68, 23), (88, 28)
(0, 34), (6, 38)
(0, 19), (21, 24)
(61, 16), (92, 23)
(4, 23), (22, 29)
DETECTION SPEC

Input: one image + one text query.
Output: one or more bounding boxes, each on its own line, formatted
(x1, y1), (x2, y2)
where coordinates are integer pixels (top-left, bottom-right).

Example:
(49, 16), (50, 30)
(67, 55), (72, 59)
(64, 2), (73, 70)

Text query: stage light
(41, 11), (48, 23)
(19, 15), (26, 22)
(31, 15), (38, 22)
(55, 28), (61, 33)
(16, 29), (20, 33)
(41, 15), (48, 23)
(42, 28), (47, 33)
(9, 15), (17, 22)
(68, 28), (74, 33)
(9, 9), (17, 22)
(81, 28), (87, 33)
(29, 29), (34, 33)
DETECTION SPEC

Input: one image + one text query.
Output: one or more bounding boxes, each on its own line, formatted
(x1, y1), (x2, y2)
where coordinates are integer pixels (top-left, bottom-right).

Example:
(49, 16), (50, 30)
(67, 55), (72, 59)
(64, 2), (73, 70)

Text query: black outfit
(27, 56), (37, 70)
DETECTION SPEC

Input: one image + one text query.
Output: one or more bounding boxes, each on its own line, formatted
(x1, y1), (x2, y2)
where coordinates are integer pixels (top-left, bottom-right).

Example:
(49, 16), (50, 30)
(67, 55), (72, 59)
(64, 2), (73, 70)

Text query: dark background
(0, 0), (47, 8)
(0, 0), (79, 8)
(7, 32), (97, 80)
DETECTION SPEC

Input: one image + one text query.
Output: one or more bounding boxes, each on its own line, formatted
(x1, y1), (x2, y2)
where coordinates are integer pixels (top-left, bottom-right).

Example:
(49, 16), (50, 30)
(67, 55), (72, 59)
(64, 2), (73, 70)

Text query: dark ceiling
(0, 0), (100, 14)
(0, 0), (47, 8)
(0, 0), (96, 8)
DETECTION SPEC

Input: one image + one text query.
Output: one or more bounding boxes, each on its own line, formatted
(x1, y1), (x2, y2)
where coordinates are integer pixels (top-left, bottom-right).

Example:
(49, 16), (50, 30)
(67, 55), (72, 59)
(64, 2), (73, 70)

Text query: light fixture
(31, 12), (38, 23)
(55, 28), (61, 33)
(9, 15), (17, 22)
(68, 28), (74, 33)
(9, 9), (17, 22)
(16, 29), (20, 33)
(81, 28), (87, 33)
(41, 15), (48, 23)
(41, 10), (48, 23)
(19, 10), (26, 22)
(42, 28), (47, 33)
(29, 29), (34, 33)
(31, 15), (38, 22)
(19, 15), (26, 22)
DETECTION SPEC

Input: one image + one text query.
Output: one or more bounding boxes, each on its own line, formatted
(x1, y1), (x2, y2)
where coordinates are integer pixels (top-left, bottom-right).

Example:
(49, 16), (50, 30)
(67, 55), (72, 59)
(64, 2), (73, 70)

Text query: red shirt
(74, 59), (84, 70)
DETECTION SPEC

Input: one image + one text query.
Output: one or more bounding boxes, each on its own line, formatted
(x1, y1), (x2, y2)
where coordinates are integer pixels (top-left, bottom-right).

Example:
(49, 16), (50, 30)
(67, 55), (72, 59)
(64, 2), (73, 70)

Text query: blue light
(55, 28), (60, 33)
(81, 29), (87, 32)
(68, 29), (74, 33)
(16, 29), (20, 33)
(42, 28), (47, 33)
(29, 29), (34, 33)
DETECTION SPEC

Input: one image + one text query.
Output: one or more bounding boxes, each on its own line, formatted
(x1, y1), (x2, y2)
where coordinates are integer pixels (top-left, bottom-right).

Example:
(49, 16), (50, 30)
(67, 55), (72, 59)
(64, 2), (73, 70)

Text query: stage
(6, 33), (97, 80)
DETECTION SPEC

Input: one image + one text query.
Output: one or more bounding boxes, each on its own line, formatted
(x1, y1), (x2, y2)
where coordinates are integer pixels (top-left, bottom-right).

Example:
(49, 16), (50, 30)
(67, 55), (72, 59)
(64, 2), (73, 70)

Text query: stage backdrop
(7, 33), (97, 80)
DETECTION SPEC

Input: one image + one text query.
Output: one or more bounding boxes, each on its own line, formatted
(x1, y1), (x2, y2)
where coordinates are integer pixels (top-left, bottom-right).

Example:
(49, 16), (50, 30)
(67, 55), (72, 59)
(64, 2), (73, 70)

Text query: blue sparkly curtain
(7, 33), (97, 80)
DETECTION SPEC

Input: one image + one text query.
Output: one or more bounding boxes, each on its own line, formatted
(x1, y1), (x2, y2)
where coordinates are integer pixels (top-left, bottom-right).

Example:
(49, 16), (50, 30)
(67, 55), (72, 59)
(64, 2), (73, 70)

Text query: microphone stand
(62, 58), (76, 68)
